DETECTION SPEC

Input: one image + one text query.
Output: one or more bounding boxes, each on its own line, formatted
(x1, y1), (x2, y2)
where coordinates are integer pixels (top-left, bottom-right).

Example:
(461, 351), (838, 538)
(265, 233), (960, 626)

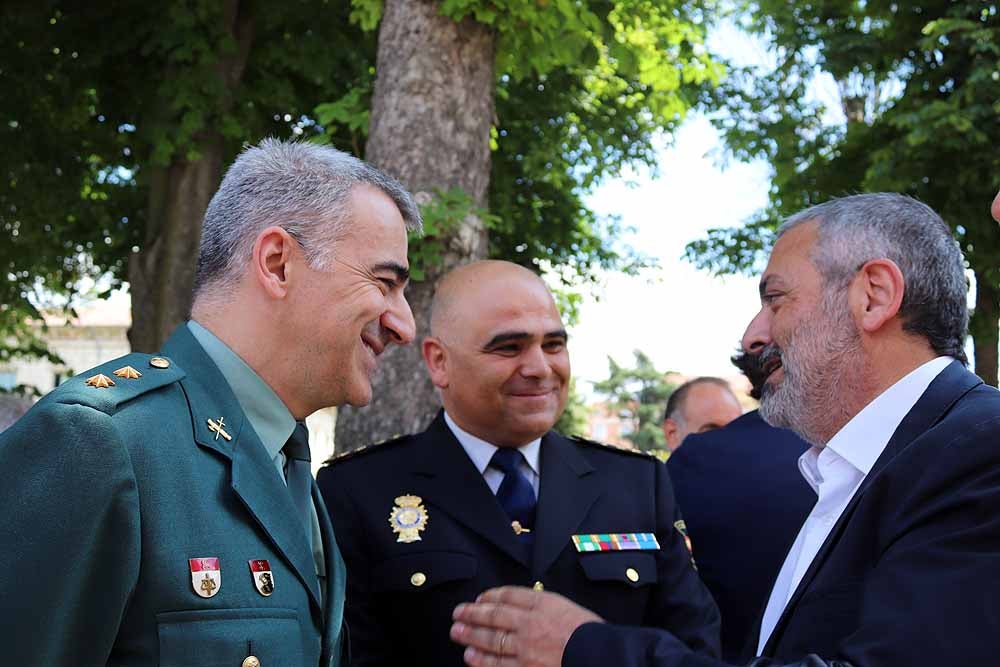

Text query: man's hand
(451, 586), (604, 667)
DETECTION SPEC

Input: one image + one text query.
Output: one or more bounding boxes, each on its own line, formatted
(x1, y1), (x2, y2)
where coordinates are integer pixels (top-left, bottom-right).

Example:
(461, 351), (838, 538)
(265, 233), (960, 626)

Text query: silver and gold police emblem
(389, 494), (428, 543)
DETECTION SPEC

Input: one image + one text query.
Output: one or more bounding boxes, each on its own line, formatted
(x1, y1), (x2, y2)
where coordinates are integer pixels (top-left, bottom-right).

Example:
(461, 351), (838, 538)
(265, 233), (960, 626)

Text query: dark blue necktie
(490, 448), (537, 552)
(283, 422), (314, 548)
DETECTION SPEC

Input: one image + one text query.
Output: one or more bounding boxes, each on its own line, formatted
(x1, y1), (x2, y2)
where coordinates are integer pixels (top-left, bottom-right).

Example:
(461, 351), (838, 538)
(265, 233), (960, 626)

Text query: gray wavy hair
(779, 192), (968, 364)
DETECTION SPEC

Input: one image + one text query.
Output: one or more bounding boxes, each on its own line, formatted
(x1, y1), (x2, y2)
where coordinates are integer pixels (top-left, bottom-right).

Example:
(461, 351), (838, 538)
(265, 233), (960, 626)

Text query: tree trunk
(971, 271), (999, 387)
(127, 0), (253, 352)
(334, 0), (495, 451)
(128, 149), (224, 351)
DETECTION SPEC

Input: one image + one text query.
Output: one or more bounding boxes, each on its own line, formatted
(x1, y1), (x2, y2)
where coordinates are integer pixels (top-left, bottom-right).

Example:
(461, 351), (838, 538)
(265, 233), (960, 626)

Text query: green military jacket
(0, 325), (346, 666)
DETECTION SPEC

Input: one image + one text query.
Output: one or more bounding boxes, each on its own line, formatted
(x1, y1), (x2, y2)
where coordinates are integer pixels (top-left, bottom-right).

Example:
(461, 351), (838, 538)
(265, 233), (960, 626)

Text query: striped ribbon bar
(572, 532), (661, 552)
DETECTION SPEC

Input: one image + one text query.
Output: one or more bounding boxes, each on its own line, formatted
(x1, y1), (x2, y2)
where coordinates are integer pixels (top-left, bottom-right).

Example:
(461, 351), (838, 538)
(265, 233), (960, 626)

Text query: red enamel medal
(189, 557), (221, 598)
(249, 559), (274, 596)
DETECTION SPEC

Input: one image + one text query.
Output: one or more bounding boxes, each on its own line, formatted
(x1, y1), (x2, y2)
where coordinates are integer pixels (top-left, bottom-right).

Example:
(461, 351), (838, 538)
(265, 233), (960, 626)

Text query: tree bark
(334, 0), (495, 451)
(972, 271), (999, 387)
(127, 0), (253, 352)
(128, 148), (224, 351)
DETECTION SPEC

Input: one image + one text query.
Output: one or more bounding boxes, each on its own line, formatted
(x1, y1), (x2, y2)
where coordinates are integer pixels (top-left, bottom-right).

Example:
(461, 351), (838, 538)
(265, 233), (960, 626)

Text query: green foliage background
(1, 0), (721, 370)
(684, 1), (1000, 380)
(593, 350), (676, 451)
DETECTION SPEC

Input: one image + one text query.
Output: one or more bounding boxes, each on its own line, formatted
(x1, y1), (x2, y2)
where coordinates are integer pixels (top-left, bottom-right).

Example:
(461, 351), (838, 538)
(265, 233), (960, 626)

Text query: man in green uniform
(0, 138), (420, 667)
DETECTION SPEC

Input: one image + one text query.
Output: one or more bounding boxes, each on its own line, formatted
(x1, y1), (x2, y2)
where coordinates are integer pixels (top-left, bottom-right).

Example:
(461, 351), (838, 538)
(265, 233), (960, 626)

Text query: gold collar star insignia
(113, 365), (142, 379)
(85, 373), (115, 388)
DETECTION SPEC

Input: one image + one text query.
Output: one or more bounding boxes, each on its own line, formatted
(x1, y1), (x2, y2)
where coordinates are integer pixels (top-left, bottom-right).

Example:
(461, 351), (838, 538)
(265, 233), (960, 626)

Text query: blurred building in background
(0, 297), (335, 468)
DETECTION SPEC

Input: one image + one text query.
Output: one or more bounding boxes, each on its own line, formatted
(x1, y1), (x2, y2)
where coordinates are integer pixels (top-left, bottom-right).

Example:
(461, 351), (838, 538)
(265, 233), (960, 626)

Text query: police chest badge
(249, 559), (275, 596)
(389, 494), (428, 543)
(189, 557), (221, 598)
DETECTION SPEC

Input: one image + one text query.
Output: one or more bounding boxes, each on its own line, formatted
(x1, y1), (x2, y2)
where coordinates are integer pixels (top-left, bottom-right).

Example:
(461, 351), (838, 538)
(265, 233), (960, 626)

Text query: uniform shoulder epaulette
(51, 352), (186, 415)
(568, 434), (659, 460)
(325, 432), (416, 466)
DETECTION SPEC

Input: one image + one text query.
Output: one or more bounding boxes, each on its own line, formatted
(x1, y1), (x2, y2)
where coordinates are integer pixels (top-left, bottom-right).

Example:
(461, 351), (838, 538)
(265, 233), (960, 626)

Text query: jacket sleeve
(318, 466), (397, 667)
(643, 459), (721, 658)
(0, 401), (140, 666)
(564, 623), (854, 667)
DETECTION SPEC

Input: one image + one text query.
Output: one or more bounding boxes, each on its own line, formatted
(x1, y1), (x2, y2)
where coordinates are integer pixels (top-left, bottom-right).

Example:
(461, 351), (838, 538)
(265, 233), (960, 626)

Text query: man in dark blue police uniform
(0, 139), (421, 666)
(667, 351), (813, 660)
(318, 259), (720, 667)
(452, 193), (1000, 667)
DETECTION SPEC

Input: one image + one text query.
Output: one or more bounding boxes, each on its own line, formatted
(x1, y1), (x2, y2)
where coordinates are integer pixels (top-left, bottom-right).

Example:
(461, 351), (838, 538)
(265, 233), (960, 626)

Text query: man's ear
(422, 337), (449, 389)
(852, 258), (905, 333)
(252, 226), (297, 299)
(662, 418), (681, 452)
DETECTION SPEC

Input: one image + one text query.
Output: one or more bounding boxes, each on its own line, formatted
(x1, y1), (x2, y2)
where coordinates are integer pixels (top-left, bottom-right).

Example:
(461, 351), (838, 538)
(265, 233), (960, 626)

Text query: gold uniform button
(533, 581), (544, 592)
(410, 572), (427, 587)
(149, 356), (170, 369)
(242, 657), (260, 667)
(625, 567), (640, 583)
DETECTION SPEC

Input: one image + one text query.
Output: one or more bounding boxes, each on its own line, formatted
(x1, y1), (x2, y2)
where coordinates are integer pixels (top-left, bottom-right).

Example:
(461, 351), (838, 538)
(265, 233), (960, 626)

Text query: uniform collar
(443, 410), (542, 477)
(187, 320), (295, 461)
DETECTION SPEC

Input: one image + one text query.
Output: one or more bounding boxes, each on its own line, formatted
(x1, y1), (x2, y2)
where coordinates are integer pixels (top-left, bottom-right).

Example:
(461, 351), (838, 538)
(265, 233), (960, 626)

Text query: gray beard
(758, 299), (862, 446)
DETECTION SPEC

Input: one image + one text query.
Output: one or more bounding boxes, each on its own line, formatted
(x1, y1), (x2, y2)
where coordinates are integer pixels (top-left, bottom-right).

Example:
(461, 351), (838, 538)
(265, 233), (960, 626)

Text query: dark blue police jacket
(318, 412), (721, 667)
(667, 411), (814, 660)
(564, 361), (1000, 667)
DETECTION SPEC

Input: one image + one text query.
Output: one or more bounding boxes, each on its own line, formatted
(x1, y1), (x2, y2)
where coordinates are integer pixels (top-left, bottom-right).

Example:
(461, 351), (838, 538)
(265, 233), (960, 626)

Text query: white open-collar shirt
(757, 356), (952, 653)
(444, 411), (541, 496)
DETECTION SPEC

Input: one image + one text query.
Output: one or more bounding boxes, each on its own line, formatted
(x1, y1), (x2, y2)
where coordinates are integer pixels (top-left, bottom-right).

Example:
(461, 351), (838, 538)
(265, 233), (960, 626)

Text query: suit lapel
(162, 326), (322, 614)
(408, 414), (531, 567)
(763, 361), (981, 654)
(531, 433), (600, 578)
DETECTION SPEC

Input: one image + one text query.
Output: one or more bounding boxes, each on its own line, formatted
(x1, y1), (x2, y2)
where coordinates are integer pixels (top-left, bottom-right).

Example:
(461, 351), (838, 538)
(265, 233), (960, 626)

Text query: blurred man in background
(667, 352), (813, 660)
(661, 377), (743, 452)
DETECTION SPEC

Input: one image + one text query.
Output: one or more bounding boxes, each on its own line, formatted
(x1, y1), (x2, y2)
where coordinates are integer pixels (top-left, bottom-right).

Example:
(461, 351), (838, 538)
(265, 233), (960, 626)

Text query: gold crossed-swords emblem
(207, 417), (232, 441)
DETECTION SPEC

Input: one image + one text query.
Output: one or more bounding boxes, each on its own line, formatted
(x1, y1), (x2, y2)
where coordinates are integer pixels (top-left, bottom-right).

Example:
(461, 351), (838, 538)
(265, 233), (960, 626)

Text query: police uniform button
(242, 656), (260, 667)
(410, 572), (427, 587)
(149, 356), (170, 369)
(533, 581), (544, 591)
(626, 567), (640, 583)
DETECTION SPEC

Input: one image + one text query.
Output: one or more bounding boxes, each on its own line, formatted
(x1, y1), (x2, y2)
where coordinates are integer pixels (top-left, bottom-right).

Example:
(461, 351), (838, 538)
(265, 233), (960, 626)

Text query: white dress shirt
(444, 411), (541, 496)
(757, 356), (952, 653)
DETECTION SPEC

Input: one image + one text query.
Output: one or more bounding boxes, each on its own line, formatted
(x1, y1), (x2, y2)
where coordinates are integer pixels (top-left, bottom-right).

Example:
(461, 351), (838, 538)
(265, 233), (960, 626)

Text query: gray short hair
(779, 193), (968, 364)
(193, 138), (422, 297)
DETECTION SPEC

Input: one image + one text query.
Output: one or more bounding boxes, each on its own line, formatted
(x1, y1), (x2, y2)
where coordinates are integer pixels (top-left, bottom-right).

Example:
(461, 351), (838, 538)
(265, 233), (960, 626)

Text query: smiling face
(741, 221), (863, 445)
(290, 183), (415, 409)
(423, 263), (570, 447)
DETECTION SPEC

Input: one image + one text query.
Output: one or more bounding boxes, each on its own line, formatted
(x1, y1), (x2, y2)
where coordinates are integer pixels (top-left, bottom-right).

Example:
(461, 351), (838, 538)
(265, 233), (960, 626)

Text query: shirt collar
(187, 320), (295, 461)
(821, 355), (953, 477)
(443, 411), (542, 477)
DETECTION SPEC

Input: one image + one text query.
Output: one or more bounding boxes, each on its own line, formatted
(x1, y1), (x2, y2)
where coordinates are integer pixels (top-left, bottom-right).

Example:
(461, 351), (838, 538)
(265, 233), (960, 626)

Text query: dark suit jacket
(318, 413), (720, 667)
(0, 325), (346, 667)
(564, 362), (1000, 666)
(667, 411), (814, 660)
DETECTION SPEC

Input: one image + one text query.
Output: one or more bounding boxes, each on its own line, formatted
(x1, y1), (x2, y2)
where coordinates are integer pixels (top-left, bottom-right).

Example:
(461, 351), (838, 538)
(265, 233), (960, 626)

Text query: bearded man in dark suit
(452, 192), (1000, 667)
